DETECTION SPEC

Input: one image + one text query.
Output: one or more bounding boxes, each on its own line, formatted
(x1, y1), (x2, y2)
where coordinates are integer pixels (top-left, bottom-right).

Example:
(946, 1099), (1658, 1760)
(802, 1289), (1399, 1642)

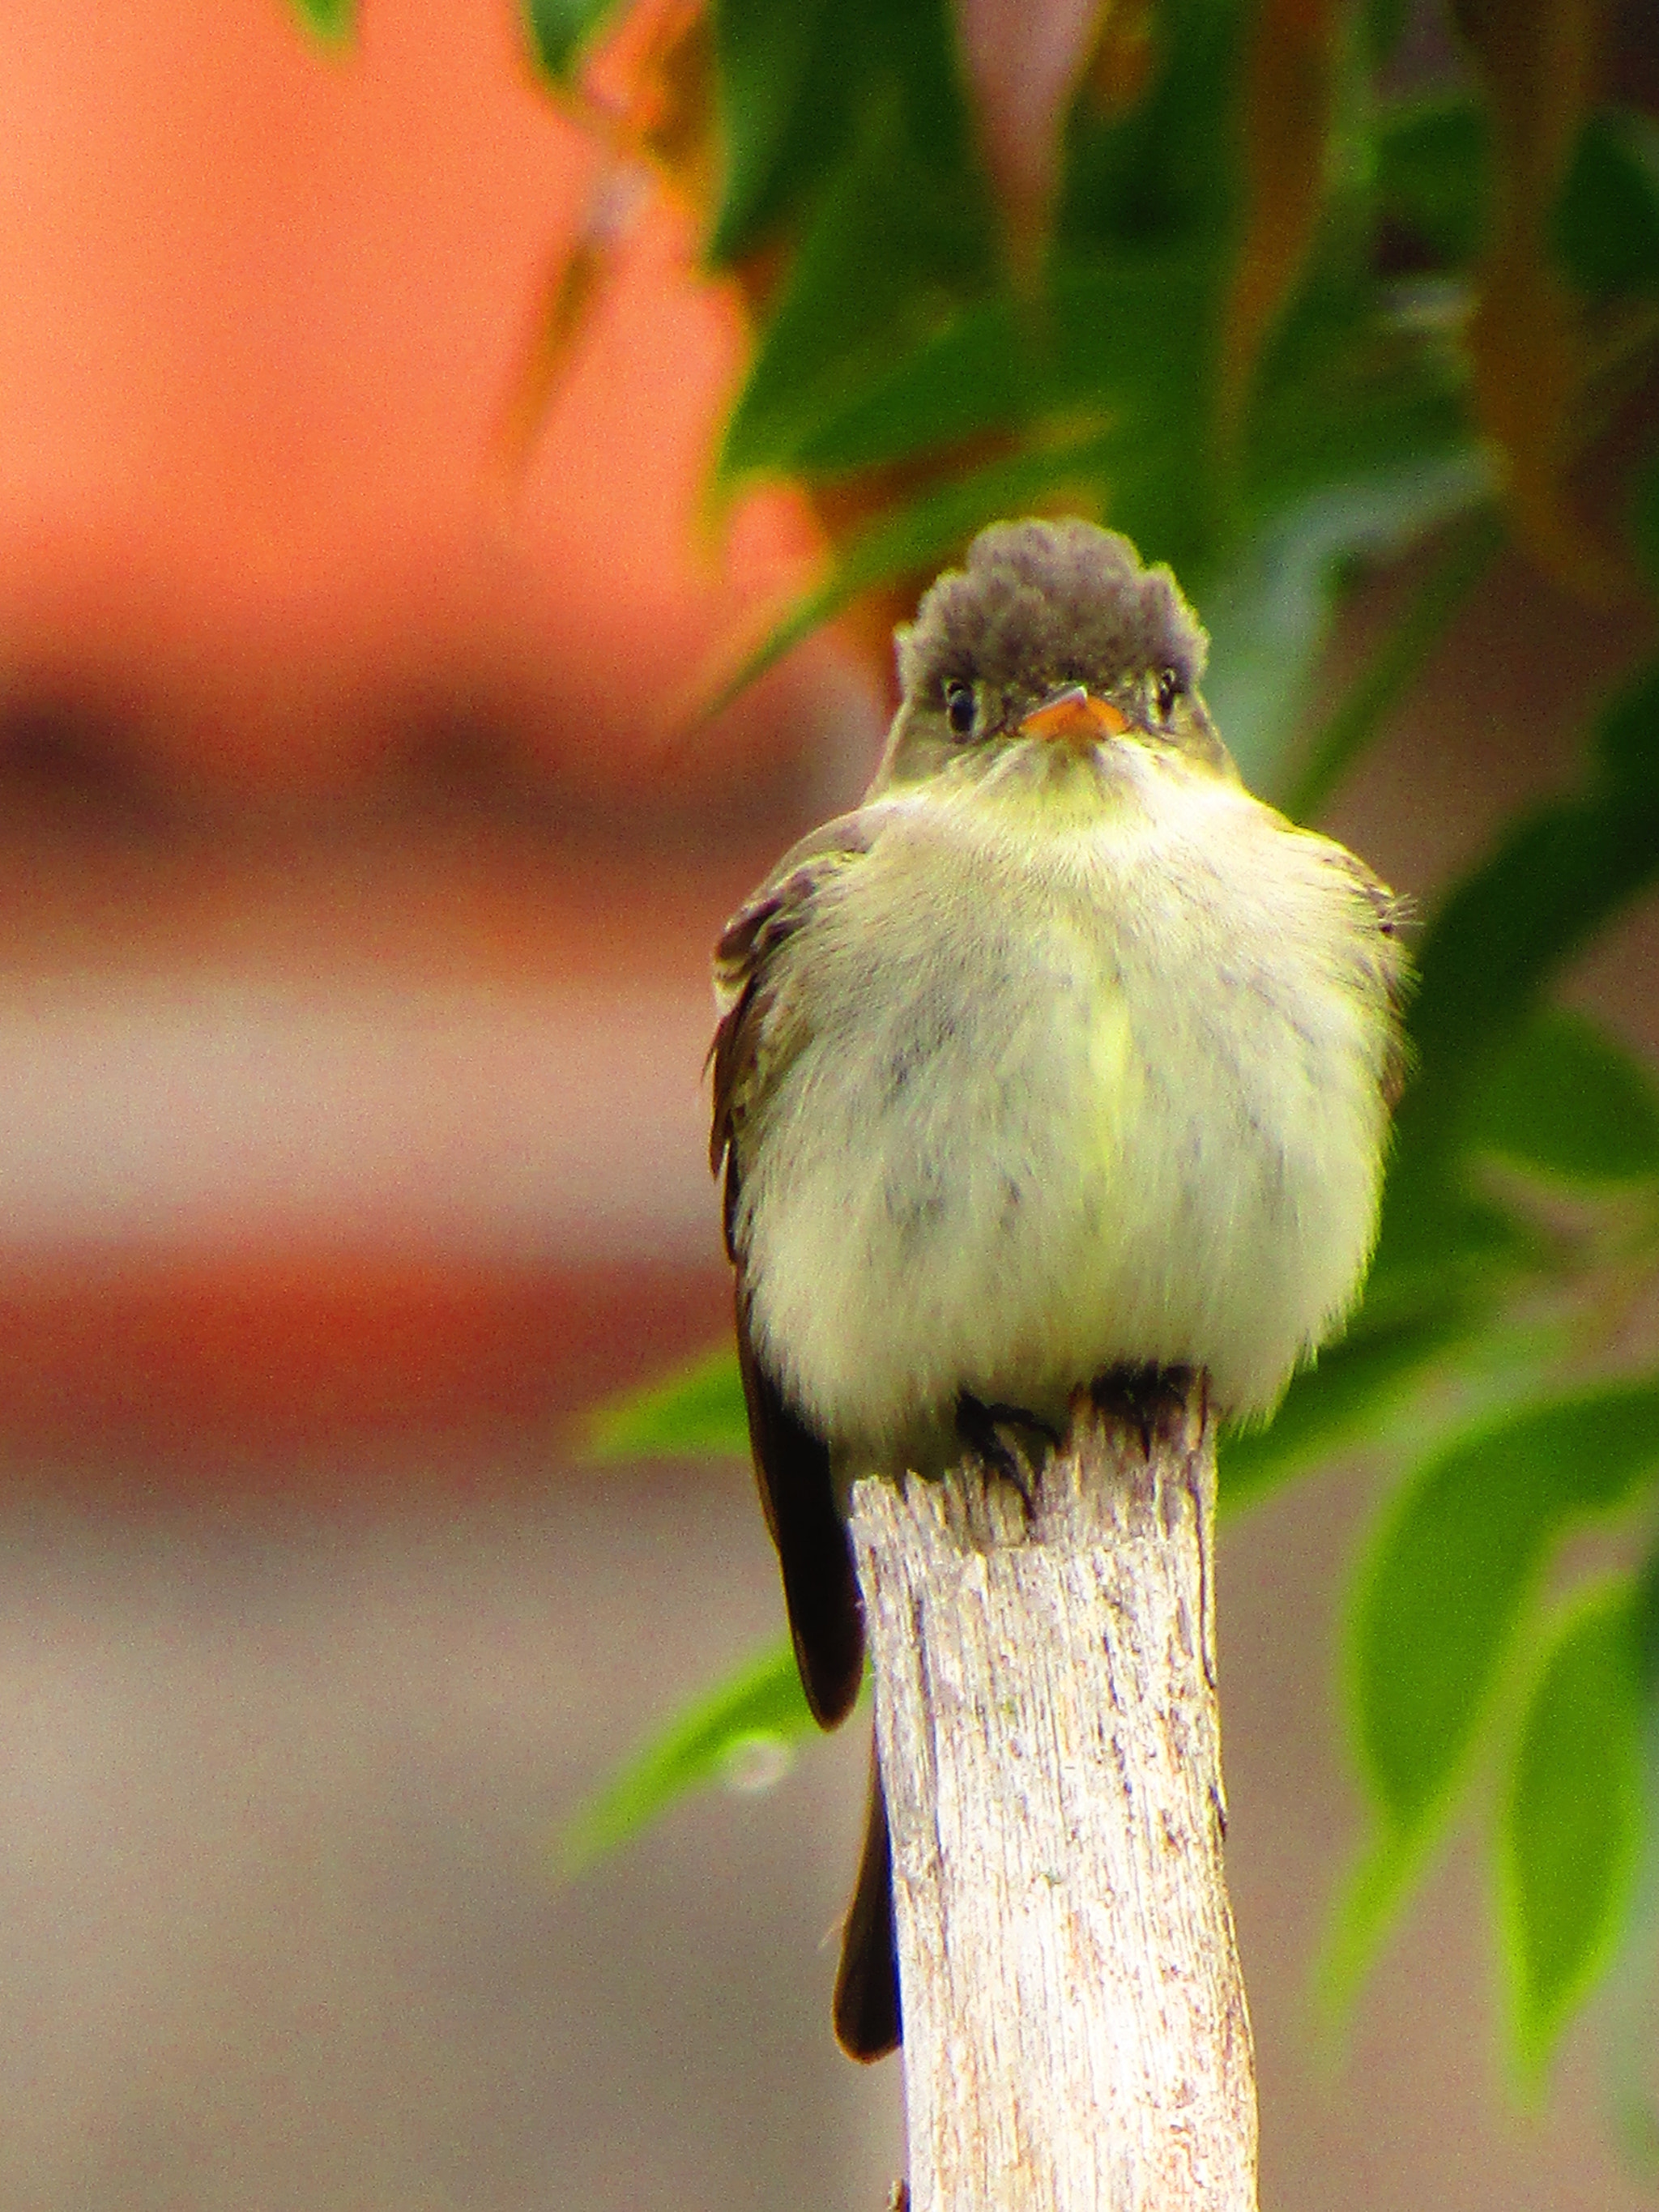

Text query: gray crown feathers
(898, 518), (1209, 701)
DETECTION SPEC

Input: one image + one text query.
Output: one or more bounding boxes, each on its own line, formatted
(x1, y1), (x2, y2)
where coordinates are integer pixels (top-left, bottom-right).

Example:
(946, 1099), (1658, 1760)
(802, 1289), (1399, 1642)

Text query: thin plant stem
(1285, 506), (1505, 824)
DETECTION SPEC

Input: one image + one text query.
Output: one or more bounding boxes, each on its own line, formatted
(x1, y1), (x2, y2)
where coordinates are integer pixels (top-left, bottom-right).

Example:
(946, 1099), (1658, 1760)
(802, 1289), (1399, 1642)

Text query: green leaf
(287, 0), (353, 42)
(521, 0), (619, 81)
(1059, 0), (1243, 255)
(1328, 1380), (1659, 2011)
(1354, 1371), (1659, 1840)
(1363, 0), (1412, 64)
(1473, 1004), (1659, 1186)
(1242, 300), (1478, 539)
(1503, 1579), (1642, 2081)
(1601, 1545), (1659, 2167)
(1380, 653), (1659, 1264)
(718, 84), (996, 480)
(776, 249), (1216, 483)
(709, 0), (835, 261)
(714, 4), (1494, 806)
(1218, 1298), (1480, 1515)
(1374, 95), (1488, 268)
(586, 1345), (748, 1460)
(1354, 1165), (1555, 1357)
(1204, 448), (1491, 790)
(1322, 1826), (1435, 2021)
(1351, 1379), (1659, 1843)
(1243, 157), (1473, 494)
(558, 1642), (816, 1873)
(1282, 505), (1503, 820)
(1556, 108), (1659, 299)
(702, 420), (1132, 713)
(1595, 647), (1659, 793)
(709, 0), (979, 269)
(1206, 193), (1486, 782)
(782, 289), (1035, 475)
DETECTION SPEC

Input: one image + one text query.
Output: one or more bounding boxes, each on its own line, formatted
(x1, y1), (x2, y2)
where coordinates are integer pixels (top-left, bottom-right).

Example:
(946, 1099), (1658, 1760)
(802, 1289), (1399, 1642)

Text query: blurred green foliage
(522, 0), (624, 76)
(1503, 1579), (1644, 2079)
(587, 1343), (748, 1459)
(1331, 1383), (1659, 2028)
(288, 0), (1659, 2115)
(288, 0), (355, 43)
(559, 1640), (815, 1873)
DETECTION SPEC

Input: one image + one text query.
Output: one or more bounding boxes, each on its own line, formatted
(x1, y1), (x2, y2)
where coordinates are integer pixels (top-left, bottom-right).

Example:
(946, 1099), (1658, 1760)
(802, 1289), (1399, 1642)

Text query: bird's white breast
(733, 750), (1395, 1464)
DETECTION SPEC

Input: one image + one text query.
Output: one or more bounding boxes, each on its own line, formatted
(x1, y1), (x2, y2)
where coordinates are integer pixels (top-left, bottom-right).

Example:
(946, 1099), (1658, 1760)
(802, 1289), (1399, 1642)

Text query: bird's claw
(953, 1393), (1058, 1513)
(1089, 1362), (1198, 1457)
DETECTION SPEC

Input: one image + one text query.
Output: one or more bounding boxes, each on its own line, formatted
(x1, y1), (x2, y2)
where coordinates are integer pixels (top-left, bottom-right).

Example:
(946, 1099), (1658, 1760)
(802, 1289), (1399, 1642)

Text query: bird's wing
(709, 810), (877, 1225)
(710, 810), (881, 1731)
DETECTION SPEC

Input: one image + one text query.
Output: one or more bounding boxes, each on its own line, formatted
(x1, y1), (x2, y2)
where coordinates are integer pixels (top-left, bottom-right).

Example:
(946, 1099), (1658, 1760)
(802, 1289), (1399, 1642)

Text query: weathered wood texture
(848, 1388), (1257, 2211)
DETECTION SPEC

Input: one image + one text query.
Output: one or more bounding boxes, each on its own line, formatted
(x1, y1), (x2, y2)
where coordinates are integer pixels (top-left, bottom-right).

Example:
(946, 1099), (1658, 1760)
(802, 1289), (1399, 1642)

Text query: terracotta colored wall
(0, 0), (825, 809)
(0, 0), (874, 1468)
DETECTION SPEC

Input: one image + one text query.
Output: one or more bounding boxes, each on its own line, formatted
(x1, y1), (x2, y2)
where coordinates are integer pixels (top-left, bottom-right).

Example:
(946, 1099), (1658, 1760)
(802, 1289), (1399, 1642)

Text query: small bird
(709, 518), (1406, 2059)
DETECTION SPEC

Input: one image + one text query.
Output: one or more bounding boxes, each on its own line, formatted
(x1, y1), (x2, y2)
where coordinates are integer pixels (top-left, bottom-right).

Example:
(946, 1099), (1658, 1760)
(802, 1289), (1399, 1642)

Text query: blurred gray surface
(0, 1447), (1652, 2211)
(0, 981), (718, 1260)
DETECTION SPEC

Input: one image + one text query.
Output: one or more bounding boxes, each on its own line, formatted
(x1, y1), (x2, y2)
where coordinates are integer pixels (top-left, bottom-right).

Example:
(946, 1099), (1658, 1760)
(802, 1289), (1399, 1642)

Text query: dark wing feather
(710, 813), (879, 1733)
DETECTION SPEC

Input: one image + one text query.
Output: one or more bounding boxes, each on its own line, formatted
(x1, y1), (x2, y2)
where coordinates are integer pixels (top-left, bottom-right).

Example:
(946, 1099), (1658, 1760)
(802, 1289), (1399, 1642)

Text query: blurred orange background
(0, 0), (825, 806)
(0, 0), (888, 1482)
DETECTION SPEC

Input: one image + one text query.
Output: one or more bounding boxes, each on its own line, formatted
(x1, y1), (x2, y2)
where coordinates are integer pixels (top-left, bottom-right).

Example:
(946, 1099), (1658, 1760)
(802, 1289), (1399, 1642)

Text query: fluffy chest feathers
(723, 754), (1401, 1460)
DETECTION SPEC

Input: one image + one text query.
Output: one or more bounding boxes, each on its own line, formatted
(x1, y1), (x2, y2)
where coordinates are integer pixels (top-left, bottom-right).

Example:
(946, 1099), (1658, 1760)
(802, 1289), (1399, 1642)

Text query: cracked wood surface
(849, 1387), (1258, 2211)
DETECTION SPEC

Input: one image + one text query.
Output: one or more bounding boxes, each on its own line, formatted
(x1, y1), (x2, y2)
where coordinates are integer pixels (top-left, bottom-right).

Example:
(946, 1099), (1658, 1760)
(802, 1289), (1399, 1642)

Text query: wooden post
(847, 1384), (1258, 2211)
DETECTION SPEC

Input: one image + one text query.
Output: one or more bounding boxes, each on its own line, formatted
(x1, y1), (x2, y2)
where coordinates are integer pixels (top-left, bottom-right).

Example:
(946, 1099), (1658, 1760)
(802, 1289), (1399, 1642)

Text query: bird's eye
(944, 680), (978, 738)
(1154, 667), (1183, 722)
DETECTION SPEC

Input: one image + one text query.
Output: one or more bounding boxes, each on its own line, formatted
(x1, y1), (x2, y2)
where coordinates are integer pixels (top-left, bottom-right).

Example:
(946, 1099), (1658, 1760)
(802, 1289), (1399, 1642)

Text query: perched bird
(709, 518), (1406, 2060)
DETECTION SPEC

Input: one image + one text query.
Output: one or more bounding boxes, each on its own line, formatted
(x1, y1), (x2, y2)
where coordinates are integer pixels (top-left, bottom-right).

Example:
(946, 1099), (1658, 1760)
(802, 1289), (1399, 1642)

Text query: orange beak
(1016, 685), (1130, 747)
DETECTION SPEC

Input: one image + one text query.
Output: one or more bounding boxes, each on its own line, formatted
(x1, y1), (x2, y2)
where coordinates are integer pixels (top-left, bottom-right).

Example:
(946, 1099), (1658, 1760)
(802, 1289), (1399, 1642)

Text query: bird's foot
(1089, 1363), (1201, 1457)
(953, 1393), (1060, 1512)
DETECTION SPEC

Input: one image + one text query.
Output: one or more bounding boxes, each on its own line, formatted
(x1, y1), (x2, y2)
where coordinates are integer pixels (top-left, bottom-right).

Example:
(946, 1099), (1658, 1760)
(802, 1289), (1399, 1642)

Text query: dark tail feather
(833, 1744), (901, 2061)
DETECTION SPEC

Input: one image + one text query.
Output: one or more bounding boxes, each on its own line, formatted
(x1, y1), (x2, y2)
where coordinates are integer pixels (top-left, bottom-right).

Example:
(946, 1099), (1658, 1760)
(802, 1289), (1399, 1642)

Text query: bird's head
(874, 518), (1233, 799)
